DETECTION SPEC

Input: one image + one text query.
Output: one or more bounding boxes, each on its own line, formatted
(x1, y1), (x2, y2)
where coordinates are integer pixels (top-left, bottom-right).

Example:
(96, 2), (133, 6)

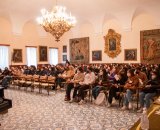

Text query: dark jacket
(143, 78), (159, 93)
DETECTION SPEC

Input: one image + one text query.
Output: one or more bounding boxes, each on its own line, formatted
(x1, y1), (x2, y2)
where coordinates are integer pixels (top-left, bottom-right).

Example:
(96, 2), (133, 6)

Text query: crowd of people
(0, 63), (160, 112)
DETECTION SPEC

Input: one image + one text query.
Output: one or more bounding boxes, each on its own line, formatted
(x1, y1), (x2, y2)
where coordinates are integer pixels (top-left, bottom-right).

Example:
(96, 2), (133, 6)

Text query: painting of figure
(92, 51), (102, 61)
(109, 38), (116, 51)
(124, 49), (137, 61)
(141, 29), (160, 64)
(39, 46), (48, 62)
(12, 49), (22, 63)
(70, 37), (89, 64)
(63, 45), (67, 53)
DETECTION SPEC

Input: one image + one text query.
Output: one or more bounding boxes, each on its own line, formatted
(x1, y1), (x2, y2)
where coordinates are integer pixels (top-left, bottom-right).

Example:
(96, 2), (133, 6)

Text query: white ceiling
(0, 0), (160, 34)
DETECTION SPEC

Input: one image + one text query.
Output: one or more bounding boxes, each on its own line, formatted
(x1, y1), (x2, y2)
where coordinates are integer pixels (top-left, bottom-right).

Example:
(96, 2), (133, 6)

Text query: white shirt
(80, 72), (96, 85)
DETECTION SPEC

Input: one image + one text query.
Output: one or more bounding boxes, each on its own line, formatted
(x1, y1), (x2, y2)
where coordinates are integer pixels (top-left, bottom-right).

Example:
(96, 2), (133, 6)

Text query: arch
(102, 13), (122, 34)
(0, 16), (12, 35)
(22, 20), (39, 38)
(78, 20), (95, 36)
(131, 7), (156, 29)
(102, 13), (119, 28)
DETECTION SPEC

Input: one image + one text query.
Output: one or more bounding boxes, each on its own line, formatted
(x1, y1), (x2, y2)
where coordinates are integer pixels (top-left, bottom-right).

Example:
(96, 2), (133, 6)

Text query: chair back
(33, 75), (40, 82)
(47, 76), (55, 84)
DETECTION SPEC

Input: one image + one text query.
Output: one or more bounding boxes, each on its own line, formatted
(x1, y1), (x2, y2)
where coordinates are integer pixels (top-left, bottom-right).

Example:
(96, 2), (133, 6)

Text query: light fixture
(36, 2), (76, 42)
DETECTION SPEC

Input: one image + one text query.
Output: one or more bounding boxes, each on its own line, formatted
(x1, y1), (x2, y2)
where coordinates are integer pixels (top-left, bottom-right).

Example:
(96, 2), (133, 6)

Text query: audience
(0, 63), (160, 112)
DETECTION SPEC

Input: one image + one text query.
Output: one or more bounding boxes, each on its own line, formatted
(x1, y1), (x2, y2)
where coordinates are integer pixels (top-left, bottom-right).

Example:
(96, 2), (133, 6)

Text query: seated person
(55, 65), (75, 89)
(135, 67), (148, 86)
(138, 71), (159, 112)
(64, 67), (85, 101)
(77, 67), (96, 105)
(92, 68), (108, 100)
(121, 69), (139, 110)
(107, 71), (128, 107)
(108, 66), (117, 82)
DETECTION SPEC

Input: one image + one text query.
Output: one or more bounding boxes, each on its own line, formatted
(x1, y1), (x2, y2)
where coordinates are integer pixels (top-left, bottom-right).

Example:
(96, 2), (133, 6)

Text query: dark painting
(92, 51), (102, 61)
(124, 49), (137, 61)
(63, 55), (67, 61)
(109, 38), (116, 51)
(39, 46), (48, 62)
(12, 49), (22, 63)
(63, 45), (67, 53)
(141, 29), (160, 64)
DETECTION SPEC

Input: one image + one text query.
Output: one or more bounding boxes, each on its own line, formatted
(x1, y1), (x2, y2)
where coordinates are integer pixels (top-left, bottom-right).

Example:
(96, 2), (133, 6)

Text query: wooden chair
(84, 84), (95, 102)
(11, 76), (20, 89)
(24, 75), (33, 91)
(118, 86), (140, 109)
(31, 75), (40, 92)
(46, 76), (56, 95)
(18, 74), (26, 90)
(39, 76), (48, 94)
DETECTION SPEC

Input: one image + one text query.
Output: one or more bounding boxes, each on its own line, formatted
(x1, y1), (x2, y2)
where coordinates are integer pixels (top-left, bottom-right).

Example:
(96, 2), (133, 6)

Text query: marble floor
(0, 88), (141, 130)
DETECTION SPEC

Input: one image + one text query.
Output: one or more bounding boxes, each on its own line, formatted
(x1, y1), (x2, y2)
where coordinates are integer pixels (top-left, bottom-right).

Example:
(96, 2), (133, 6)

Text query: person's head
(4, 67), (8, 70)
(135, 67), (141, 74)
(88, 67), (93, 73)
(151, 71), (158, 80)
(127, 69), (135, 77)
(77, 67), (83, 74)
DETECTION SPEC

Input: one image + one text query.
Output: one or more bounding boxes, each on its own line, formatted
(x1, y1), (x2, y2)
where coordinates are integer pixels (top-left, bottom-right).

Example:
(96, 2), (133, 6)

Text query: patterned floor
(0, 88), (141, 130)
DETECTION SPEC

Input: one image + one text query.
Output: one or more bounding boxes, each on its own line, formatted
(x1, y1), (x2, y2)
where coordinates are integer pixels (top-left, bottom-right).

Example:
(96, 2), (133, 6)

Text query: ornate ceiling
(0, 0), (159, 35)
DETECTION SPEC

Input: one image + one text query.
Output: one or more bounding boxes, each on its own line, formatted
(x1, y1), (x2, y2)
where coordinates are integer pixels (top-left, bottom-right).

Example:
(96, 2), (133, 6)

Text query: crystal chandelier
(37, 6), (76, 42)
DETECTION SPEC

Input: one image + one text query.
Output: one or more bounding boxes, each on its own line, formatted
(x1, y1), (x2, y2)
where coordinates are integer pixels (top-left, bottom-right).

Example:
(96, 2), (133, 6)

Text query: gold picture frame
(12, 49), (23, 63)
(39, 46), (48, 62)
(104, 29), (121, 58)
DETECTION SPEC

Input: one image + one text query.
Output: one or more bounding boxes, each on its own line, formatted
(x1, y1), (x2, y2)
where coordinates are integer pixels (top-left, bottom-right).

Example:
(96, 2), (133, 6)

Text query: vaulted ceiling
(0, 0), (160, 35)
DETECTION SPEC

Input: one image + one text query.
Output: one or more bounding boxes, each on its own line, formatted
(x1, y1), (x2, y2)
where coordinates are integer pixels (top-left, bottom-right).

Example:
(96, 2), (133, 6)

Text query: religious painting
(39, 46), (47, 62)
(92, 50), (102, 61)
(70, 37), (89, 64)
(63, 55), (67, 62)
(12, 49), (22, 63)
(140, 29), (160, 64)
(109, 38), (116, 51)
(63, 45), (67, 53)
(124, 49), (137, 61)
(104, 29), (121, 58)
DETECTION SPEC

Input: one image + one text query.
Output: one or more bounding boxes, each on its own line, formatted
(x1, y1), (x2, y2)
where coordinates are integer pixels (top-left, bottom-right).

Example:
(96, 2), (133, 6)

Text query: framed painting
(63, 45), (67, 53)
(104, 29), (121, 58)
(124, 49), (137, 61)
(70, 37), (89, 64)
(12, 49), (22, 63)
(92, 50), (102, 61)
(63, 55), (67, 61)
(140, 29), (160, 64)
(39, 46), (48, 62)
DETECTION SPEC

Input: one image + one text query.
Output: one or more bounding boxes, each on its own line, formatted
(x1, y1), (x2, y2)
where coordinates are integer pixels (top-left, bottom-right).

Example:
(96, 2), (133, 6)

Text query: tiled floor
(0, 88), (141, 130)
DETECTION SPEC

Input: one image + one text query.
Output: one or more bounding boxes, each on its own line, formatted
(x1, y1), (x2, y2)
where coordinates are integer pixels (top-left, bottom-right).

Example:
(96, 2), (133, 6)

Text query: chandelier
(37, 6), (76, 42)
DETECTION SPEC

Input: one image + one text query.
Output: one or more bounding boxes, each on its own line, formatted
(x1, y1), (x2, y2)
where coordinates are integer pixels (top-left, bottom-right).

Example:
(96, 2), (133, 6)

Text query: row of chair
(12, 75), (55, 95)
